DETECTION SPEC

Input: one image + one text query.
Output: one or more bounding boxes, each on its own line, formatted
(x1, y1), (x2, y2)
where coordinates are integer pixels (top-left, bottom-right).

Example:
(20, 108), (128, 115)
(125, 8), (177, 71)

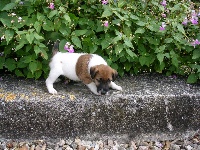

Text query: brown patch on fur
(76, 54), (93, 84)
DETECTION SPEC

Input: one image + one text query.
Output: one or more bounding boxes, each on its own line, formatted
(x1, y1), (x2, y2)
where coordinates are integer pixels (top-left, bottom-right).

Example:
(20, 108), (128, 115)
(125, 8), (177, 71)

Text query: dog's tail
(52, 40), (59, 56)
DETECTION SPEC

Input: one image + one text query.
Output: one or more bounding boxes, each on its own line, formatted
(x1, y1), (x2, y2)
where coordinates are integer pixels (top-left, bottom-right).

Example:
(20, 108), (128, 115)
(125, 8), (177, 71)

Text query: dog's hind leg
(110, 81), (122, 91)
(46, 69), (62, 94)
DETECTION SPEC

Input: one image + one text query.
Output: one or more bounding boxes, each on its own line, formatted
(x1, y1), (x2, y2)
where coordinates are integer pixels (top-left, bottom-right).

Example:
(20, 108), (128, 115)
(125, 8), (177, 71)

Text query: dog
(46, 41), (122, 95)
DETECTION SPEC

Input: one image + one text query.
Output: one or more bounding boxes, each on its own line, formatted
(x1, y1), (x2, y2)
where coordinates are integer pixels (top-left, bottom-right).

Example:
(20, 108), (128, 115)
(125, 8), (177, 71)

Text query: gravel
(0, 130), (200, 150)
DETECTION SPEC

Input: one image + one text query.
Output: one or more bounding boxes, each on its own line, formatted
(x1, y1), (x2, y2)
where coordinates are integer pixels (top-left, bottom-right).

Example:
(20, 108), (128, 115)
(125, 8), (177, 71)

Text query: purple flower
(161, 13), (166, 18)
(191, 39), (200, 48)
(102, 0), (108, 5)
(159, 22), (166, 31)
(160, 0), (167, 7)
(182, 17), (188, 25)
(49, 3), (54, 9)
(64, 42), (74, 53)
(68, 45), (74, 53)
(190, 16), (198, 25)
(104, 21), (109, 27)
(191, 10), (197, 17)
(0, 77), (3, 81)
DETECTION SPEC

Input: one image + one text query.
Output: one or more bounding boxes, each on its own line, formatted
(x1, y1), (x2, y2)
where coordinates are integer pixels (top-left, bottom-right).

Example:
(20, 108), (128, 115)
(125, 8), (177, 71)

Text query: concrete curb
(0, 74), (199, 140)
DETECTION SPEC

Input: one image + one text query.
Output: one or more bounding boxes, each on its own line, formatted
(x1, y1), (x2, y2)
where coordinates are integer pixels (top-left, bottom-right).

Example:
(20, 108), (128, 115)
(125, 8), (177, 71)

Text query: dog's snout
(101, 90), (107, 95)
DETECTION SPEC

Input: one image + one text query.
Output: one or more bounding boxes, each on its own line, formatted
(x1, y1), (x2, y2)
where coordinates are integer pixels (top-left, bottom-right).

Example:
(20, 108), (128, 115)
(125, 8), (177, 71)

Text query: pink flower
(68, 45), (74, 53)
(159, 22), (166, 31)
(102, 0), (108, 5)
(191, 39), (200, 48)
(190, 16), (198, 25)
(160, 0), (167, 7)
(104, 21), (109, 27)
(64, 42), (74, 53)
(49, 3), (54, 9)
(182, 17), (188, 25)
(161, 13), (166, 18)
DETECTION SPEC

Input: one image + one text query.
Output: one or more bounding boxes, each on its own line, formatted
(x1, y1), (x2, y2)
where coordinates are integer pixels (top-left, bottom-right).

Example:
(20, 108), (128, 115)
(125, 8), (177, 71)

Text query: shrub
(0, 0), (199, 83)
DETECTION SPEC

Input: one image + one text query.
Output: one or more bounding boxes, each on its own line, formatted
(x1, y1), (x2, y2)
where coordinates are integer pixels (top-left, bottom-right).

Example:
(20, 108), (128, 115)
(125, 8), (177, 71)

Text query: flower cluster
(64, 42), (74, 53)
(159, 0), (168, 31)
(182, 9), (199, 25)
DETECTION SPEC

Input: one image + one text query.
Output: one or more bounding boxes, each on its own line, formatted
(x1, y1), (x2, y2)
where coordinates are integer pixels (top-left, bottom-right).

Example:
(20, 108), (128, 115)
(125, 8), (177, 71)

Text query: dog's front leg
(46, 70), (61, 94)
(110, 81), (122, 91)
(86, 82), (100, 95)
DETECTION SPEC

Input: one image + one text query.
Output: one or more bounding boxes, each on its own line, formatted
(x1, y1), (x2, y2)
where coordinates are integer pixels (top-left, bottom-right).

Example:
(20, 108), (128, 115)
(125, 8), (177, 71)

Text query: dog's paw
(116, 85), (122, 91)
(48, 88), (58, 94)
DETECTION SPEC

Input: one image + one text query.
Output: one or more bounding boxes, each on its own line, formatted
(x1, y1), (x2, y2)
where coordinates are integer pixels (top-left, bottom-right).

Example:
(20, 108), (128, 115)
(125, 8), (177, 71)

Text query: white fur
(46, 52), (122, 95)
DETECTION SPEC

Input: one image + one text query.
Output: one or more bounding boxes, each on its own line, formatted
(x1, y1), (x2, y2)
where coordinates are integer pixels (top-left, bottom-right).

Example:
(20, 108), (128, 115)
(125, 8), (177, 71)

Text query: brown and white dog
(46, 41), (122, 95)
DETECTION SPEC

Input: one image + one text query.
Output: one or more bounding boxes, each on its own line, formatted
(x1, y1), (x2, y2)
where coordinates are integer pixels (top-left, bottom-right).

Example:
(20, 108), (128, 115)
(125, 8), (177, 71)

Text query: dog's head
(90, 64), (118, 95)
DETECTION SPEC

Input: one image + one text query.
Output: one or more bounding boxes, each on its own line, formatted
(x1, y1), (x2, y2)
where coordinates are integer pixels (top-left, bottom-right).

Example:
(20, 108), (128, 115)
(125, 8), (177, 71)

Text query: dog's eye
(96, 78), (102, 82)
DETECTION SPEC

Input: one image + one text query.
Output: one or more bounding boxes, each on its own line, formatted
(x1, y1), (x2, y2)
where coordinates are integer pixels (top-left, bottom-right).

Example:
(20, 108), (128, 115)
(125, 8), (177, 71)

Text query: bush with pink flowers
(0, 0), (199, 83)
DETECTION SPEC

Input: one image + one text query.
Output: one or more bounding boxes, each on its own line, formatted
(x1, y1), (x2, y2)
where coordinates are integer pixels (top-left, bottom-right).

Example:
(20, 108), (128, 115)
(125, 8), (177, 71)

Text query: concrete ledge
(0, 74), (199, 139)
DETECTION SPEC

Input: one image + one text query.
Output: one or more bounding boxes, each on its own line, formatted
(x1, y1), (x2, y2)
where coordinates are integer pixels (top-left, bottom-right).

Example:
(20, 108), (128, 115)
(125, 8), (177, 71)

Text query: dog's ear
(112, 69), (118, 81)
(90, 66), (99, 79)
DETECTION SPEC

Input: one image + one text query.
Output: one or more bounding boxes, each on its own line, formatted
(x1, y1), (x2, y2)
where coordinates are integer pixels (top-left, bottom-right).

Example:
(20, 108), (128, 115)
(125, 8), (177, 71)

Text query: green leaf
(48, 10), (58, 18)
(177, 24), (185, 34)
(112, 35), (122, 44)
(192, 49), (200, 59)
(101, 39), (110, 49)
(37, 12), (45, 21)
(71, 36), (82, 48)
(118, 1), (126, 7)
(71, 30), (87, 36)
(126, 49), (137, 58)
(26, 33), (34, 44)
(5, 29), (14, 44)
(124, 38), (133, 48)
(0, 57), (5, 69)
(34, 21), (41, 33)
(124, 62), (132, 71)
(5, 58), (16, 71)
(34, 32), (44, 40)
(15, 69), (24, 77)
(155, 45), (166, 53)
(29, 61), (37, 74)
(139, 56), (146, 66)
(102, 9), (113, 17)
(40, 48), (48, 60)
(115, 44), (123, 55)
(164, 38), (173, 43)
(2, 3), (15, 11)
(172, 57), (179, 68)
(34, 45), (41, 55)
(187, 73), (198, 83)
(35, 70), (42, 79)
(63, 14), (71, 24)
(136, 21), (146, 26)
(123, 26), (132, 37)
(135, 28), (145, 34)
(89, 45), (98, 53)
(43, 20), (54, 31)
(130, 14), (139, 20)
(16, 42), (25, 51)
(157, 53), (164, 64)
